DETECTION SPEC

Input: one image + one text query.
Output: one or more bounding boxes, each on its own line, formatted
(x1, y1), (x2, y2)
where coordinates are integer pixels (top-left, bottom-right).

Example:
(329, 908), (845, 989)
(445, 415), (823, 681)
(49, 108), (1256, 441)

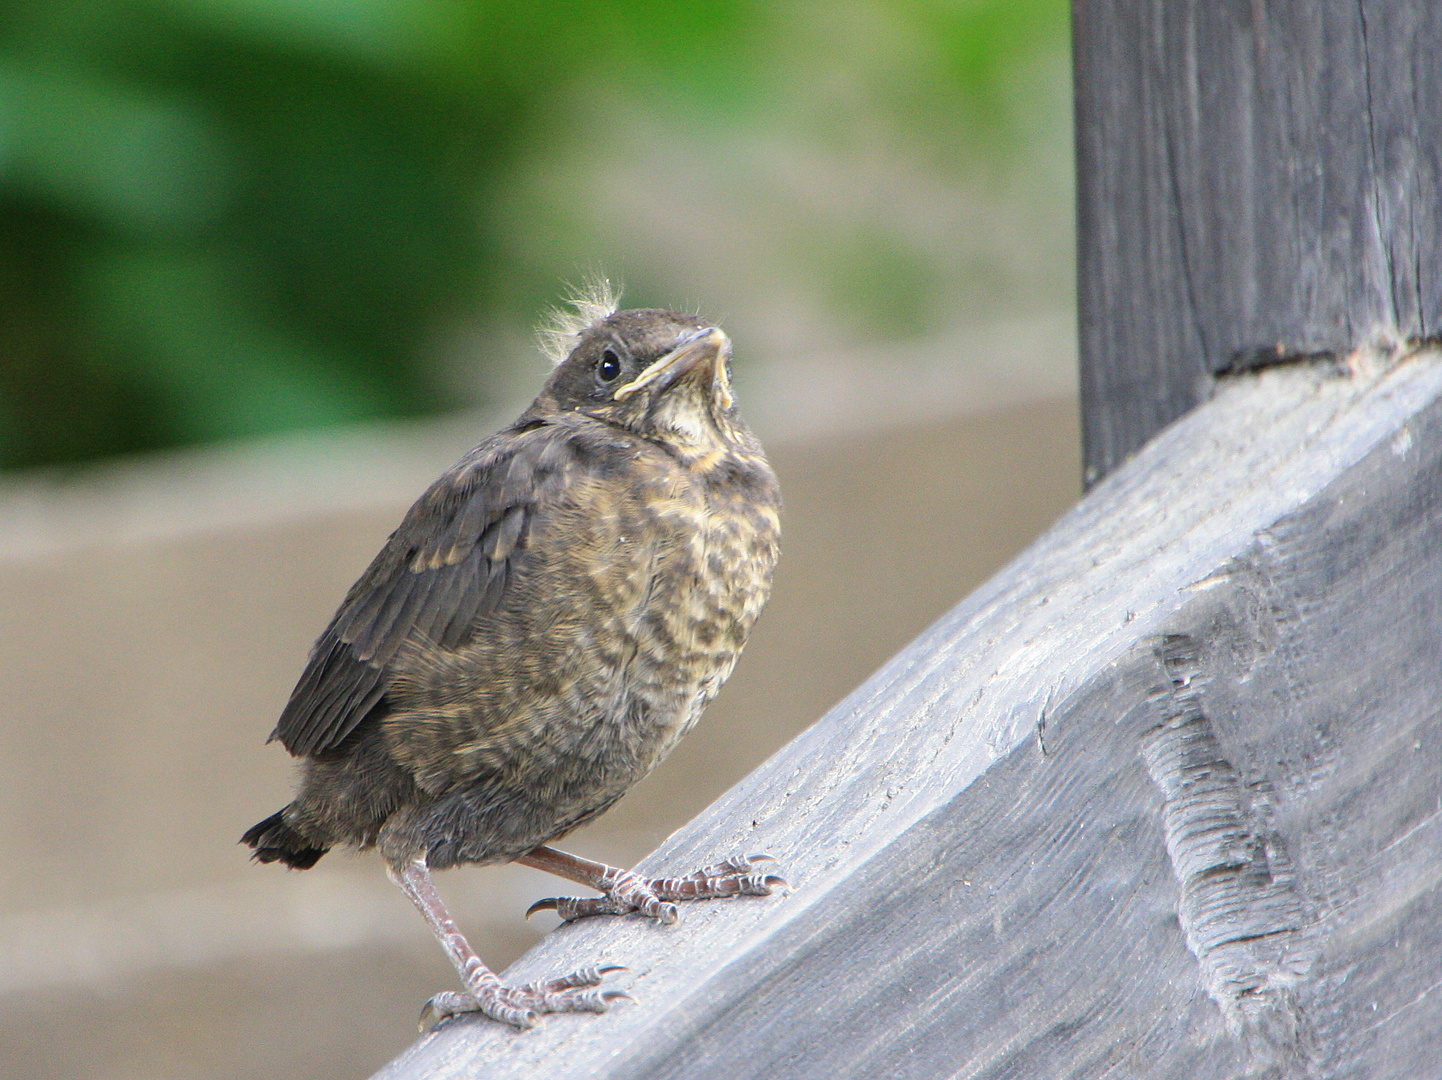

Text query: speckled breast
(535, 437), (781, 828)
(621, 457), (781, 766)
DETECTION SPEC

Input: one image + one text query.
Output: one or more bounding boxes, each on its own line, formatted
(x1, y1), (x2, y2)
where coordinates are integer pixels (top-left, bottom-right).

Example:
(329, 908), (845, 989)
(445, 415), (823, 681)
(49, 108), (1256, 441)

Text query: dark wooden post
(375, 6), (1442, 1076)
(1075, 0), (1442, 484)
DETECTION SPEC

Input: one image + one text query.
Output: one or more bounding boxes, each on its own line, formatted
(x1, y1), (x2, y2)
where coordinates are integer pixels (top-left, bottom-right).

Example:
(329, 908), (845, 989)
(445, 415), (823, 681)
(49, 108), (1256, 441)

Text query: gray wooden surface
(375, 345), (1442, 1079)
(1074, 0), (1442, 484)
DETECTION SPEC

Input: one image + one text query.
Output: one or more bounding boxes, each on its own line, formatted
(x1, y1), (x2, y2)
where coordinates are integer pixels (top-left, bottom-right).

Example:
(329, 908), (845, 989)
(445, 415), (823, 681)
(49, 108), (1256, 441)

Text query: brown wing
(270, 421), (578, 758)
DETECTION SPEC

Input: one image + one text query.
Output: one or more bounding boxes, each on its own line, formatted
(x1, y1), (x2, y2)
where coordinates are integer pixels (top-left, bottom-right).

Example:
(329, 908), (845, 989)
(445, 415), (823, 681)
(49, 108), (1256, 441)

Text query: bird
(242, 284), (784, 1031)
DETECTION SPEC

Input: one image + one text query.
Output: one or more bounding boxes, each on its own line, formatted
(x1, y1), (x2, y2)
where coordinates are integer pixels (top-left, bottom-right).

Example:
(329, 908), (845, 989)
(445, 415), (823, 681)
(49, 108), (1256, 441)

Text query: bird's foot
(419, 965), (629, 1033)
(527, 853), (786, 924)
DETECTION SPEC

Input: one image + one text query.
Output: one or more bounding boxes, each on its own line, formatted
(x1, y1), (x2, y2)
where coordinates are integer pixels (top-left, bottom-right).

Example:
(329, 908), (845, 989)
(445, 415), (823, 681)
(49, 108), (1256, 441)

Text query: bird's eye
(597, 349), (622, 383)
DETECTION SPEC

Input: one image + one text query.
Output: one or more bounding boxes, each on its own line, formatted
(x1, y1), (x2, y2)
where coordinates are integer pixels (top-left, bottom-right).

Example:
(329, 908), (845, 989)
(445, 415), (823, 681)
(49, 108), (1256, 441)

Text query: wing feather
(271, 423), (573, 758)
(427, 546), (490, 648)
(350, 566), (439, 665)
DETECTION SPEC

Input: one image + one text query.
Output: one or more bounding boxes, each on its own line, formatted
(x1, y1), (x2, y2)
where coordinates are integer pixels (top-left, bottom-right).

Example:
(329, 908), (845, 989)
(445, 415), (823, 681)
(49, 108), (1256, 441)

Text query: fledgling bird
(242, 285), (783, 1031)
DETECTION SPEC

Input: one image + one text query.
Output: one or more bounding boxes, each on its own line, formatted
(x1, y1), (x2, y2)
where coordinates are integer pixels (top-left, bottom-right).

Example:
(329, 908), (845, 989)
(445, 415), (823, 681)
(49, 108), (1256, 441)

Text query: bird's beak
(613, 327), (734, 411)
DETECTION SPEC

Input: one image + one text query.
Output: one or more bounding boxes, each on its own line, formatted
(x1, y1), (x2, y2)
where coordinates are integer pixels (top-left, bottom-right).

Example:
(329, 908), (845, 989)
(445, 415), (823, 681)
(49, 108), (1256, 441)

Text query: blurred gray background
(0, 1), (1079, 1077)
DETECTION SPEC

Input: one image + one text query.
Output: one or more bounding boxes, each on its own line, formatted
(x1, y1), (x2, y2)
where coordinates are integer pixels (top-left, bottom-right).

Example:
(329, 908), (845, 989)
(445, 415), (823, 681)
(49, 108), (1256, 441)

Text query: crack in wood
(1215, 348), (1345, 379)
(1142, 635), (1320, 1075)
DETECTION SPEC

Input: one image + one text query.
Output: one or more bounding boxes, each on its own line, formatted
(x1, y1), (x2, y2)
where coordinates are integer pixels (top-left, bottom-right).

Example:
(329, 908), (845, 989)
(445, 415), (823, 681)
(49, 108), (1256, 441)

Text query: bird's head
(536, 307), (744, 449)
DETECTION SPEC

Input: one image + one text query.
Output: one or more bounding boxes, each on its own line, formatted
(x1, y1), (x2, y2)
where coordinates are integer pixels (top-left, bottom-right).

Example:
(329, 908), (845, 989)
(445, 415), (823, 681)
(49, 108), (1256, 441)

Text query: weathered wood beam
(1075, 0), (1442, 484)
(376, 344), (1442, 1079)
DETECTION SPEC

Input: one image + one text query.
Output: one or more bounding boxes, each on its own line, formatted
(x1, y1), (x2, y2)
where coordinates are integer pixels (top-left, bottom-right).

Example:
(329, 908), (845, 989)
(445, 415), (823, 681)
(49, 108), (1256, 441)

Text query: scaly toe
(419, 990), (472, 1033)
(418, 990), (539, 1033)
(646, 856), (791, 902)
(514, 967), (632, 1014)
(419, 966), (632, 1033)
(739, 871), (788, 895)
(534, 964), (626, 992)
(636, 897), (680, 924)
(692, 853), (777, 878)
(527, 895), (625, 920)
(544, 986), (630, 1013)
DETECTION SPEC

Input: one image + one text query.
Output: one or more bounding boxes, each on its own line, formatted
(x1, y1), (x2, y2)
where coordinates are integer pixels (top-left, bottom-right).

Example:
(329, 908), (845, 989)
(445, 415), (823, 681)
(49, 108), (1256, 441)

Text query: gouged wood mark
(1142, 635), (1320, 1071)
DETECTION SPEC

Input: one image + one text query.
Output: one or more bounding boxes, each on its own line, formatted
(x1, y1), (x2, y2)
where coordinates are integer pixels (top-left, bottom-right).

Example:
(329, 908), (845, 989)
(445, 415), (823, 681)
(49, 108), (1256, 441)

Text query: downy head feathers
(537, 278), (621, 366)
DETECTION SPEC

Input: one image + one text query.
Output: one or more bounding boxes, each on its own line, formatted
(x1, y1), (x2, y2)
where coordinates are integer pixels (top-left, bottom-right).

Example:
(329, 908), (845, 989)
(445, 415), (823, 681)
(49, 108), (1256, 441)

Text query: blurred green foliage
(0, 0), (1067, 471)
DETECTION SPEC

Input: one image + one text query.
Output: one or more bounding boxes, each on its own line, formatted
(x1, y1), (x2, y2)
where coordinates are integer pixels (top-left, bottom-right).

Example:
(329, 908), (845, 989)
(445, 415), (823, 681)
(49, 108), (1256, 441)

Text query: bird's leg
(387, 857), (627, 1031)
(519, 845), (785, 925)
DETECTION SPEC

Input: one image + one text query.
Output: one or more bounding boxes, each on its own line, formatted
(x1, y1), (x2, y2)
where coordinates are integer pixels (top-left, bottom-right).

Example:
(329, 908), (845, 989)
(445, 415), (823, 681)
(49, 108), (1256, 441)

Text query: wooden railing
(377, 5), (1442, 1076)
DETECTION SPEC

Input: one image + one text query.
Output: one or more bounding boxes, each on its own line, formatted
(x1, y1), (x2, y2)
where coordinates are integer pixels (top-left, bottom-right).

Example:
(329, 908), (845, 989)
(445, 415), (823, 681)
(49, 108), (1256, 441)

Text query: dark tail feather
(241, 809), (328, 870)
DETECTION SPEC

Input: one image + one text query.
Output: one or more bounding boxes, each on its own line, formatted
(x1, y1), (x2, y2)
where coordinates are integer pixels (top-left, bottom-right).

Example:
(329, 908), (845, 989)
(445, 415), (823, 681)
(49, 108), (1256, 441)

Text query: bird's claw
(531, 853), (788, 925)
(649, 852), (787, 902)
(419, 966), (631, 1033)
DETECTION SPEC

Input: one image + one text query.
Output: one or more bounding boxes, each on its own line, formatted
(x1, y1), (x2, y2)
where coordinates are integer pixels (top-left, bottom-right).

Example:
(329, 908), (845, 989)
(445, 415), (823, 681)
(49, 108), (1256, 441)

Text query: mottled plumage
(243, 298), (781, 1029)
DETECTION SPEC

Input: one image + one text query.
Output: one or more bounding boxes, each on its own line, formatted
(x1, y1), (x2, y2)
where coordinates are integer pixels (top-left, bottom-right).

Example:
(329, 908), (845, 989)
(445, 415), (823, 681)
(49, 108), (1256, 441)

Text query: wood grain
(1074, 0), (1442, 483)
(375, 345), (1442, 1079)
